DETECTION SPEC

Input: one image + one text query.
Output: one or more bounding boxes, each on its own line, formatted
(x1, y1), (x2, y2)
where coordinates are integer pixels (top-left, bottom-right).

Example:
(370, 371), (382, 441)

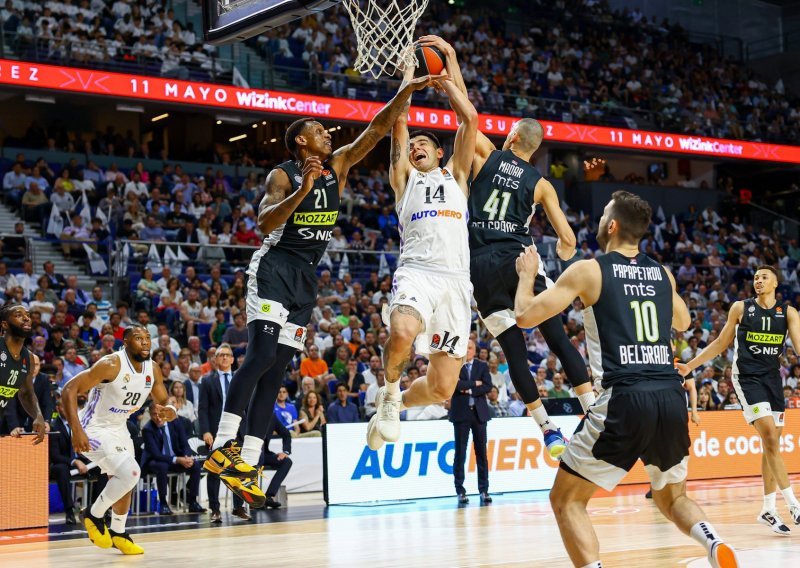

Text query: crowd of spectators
(257, 0), (800, 144)
(1, 0), (228, 81)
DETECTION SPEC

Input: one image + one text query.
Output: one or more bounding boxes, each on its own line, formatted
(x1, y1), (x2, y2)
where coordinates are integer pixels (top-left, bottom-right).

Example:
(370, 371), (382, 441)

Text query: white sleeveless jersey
(79, 351), (154, 429)
(396, 167), (470, 277)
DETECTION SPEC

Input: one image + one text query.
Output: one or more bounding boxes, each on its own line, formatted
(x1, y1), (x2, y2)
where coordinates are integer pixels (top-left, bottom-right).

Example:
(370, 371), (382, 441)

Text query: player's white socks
(213, 412), (242, 450)
(763, 491), (777, 512)
(530, 405), (555, 432)
(385, 378), (401, 400)
(110, 511), (128, 533)
(689, 521), (722, 553)
(577, 391), (596, 413)
(90, 477), (135, 518)
(780, 486), (800, 507)
(241, 435), (264, 466)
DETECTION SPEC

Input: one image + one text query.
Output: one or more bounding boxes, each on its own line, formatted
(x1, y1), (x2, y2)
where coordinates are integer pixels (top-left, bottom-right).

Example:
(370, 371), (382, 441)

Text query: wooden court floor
(2, 477), (800, 567)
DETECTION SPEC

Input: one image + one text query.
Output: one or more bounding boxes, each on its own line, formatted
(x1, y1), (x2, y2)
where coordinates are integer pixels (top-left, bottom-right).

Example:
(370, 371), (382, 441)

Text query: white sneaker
(790, 504), (800, 525)
(376, 386), (402, 442)
(366, 390), (386, 451)
(708, 541), (739, 568)
(758, 510), (791, 536)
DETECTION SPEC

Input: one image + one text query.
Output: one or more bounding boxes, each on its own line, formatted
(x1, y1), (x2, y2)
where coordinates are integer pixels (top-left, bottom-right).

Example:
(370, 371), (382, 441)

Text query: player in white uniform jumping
(367, 65), (478, 449)
(62, 324), (174, 555)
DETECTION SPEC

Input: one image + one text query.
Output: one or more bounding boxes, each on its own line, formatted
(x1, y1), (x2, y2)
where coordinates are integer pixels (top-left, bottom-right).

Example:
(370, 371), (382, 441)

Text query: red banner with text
(3, 59), (800, 163)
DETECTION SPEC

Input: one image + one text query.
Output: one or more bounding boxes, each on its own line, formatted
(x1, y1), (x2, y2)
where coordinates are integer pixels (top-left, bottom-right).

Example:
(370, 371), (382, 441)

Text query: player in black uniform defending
(0, 304), (46, 444)
(680, 266), (800, 534)
(418, 36), (593, 457)
(203, 72), (441, 506)
(515, 192), (738, 568)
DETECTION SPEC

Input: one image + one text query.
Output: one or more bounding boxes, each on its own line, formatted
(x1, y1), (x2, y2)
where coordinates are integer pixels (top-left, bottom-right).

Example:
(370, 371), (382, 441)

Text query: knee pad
(105, 454), (141, 489)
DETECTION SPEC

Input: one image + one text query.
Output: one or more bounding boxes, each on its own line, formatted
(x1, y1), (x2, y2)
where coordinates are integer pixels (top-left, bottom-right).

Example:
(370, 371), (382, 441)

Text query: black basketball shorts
(560, 381), (690, 491)
(470, 246), (552, 337)
(245, 247), (316, 349)
(731, 373), (786, 427)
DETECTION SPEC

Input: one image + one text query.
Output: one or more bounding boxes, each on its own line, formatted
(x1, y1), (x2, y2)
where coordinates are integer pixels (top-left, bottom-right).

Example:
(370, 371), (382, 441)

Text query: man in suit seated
(49, 395), (93, 525)
(142, 403), (206, 514)
(449, 340), (493, 505)
(258, 414), (294, 508)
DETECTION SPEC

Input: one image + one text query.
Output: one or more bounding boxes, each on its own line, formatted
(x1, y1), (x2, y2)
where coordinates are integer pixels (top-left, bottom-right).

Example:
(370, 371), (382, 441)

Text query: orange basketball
(414, 43), (446, 77)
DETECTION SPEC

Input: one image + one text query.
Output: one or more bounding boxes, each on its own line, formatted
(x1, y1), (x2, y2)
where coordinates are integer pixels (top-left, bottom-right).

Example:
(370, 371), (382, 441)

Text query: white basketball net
(343, 0), (429, 79)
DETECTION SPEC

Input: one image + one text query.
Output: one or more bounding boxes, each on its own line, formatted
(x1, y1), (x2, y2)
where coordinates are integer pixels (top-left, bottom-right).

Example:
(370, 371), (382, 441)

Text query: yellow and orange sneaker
(110, 530), (144, 555)
(80, 508), (112, 549)
(203, 440), (258, 479)
(220, 473), (267, 509)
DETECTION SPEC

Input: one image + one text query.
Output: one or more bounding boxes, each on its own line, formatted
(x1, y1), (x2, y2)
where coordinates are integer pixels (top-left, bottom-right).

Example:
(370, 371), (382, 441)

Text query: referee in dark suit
(449, 340), (493, 504)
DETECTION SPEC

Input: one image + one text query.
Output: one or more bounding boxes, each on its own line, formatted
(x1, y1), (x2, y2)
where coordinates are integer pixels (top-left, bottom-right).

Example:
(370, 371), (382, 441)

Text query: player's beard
(596, 229), (609, 252)
(7, 321), (32, 339)
(130, 350), (150, 363)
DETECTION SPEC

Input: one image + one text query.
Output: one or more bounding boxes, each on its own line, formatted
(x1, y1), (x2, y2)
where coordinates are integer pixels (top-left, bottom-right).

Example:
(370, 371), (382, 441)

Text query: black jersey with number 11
(0, 336), (31, 422)
(467, 149), (541, 251)
(733, 298), (788, 376)
(583, 252), (679, 389)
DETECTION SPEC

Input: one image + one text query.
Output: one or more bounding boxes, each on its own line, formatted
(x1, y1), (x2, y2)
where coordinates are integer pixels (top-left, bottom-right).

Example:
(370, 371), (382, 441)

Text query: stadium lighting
(116, 104), (144, 113)
(270, 138), (277, 143)
(25, 94), (55, 104)
(252, 123), (258, 129)
(151, 113), (169, 122)
(215, 114), (242, 124)
(229, 134), (247, 142)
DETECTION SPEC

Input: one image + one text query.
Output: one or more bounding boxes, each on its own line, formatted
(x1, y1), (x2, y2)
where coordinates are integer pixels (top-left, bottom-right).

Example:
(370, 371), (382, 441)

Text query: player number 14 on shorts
(483, 189), (511, 221)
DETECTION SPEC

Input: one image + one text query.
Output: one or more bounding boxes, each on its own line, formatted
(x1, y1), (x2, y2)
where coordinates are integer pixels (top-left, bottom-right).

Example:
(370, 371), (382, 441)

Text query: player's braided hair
(0, 302), (23, 328)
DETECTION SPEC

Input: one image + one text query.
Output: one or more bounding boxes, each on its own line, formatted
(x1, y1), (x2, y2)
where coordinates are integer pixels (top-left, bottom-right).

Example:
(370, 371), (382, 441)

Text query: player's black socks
(245, 344), (298, 439)
(497, 326), (541, 404)
(224, 321), (282, 416)
(537, 313), (591, 389)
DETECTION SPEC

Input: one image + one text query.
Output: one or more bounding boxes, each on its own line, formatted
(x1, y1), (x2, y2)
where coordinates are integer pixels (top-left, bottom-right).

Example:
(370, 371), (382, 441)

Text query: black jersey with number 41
(467, 149), (542, 251)
(265, 160), (340, 266)
(583, 252), (679, 389)
(733, 298), (788, 376)
(0, 336), (32, 421)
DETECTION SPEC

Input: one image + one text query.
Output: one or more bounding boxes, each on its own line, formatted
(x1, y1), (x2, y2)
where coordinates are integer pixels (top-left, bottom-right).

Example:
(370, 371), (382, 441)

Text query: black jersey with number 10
(733, 298), (788, 376)
(0, 336), (31, 422)
(467, 149), (541, 251)
(583, 252), (680, 389)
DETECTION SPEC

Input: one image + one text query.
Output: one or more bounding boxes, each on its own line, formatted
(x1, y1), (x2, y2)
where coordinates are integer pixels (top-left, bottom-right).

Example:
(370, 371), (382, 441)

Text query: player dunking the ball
(62, 324), (173, 555)
(367, 61), (478, 448)
(0, 305), (46, 444)
(515, 191), (738, 568)
(679, 266), (800, 535)
(419, 36), (594, 456)
(203, 73), (441, 506)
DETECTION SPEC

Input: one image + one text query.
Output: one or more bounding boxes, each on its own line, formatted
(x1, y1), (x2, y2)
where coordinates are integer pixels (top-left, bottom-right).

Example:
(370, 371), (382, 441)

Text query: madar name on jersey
(492, 160), (524, 189)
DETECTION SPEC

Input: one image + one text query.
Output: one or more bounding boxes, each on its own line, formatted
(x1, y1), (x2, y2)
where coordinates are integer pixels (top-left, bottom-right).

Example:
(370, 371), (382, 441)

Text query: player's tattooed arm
(257, 165), (317, 236)
(331, 73), (440, 184)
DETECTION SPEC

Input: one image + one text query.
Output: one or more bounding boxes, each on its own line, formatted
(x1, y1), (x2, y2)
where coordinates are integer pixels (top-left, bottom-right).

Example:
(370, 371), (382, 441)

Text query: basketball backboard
(202, 0), (342, 45)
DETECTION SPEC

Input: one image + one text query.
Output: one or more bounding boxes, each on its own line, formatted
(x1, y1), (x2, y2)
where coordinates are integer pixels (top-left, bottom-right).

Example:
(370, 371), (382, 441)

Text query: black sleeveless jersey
(0, 336), (32, 421)
(467, 150), (541, 251)
(733, 298), (788, 376)
(264, 160), (340, 266)
(583, 252), (679, 389)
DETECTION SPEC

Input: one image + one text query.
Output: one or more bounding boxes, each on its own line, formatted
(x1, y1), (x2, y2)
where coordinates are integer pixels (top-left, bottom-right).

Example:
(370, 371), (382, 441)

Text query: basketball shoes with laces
(80, 508), (112, 549)
(366, 388), (387, 450)
(543, 429), (567, 459)
(790, 504), (800, 524)
(708, 541), (739, 568)
(203, 439), (258, 479)
(375, 386), (402, 442)
(110, 530), (144, 555)
(220, 474), (266, 509)
(757, 510), (791, 536)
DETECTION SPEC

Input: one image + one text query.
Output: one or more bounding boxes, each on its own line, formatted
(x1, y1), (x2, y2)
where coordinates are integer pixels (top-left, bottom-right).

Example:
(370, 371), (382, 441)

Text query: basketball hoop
(343, 0), (429, 79)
